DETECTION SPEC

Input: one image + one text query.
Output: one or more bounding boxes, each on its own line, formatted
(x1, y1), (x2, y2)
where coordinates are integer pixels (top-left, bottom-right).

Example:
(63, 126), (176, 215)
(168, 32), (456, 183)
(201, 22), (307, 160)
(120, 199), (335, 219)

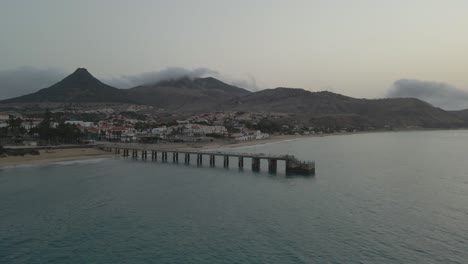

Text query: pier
(100, 146), (315, 175)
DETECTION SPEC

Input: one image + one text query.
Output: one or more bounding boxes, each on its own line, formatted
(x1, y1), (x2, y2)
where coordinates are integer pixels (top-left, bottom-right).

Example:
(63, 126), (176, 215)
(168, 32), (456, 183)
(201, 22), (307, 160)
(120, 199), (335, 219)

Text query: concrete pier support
(209, 155), (215, 167)
(238, 157), (244, 168)
(110, 147), (314, 175)
(252, 158), (260, 172)
(268, 159), (277, 173)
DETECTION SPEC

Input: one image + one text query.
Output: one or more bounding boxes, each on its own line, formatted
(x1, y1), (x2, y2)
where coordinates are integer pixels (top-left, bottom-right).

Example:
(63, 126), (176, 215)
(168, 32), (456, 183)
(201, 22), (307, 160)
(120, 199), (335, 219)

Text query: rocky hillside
(1, 68), (466, 128)
(126, 77), (251, 112)
(224, 88), (466, 128)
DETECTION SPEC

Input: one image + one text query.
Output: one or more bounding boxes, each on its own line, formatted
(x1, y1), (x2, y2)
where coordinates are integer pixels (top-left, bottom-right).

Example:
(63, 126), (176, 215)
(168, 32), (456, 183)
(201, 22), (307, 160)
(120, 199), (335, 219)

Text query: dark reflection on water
(1, 130), (467, 263)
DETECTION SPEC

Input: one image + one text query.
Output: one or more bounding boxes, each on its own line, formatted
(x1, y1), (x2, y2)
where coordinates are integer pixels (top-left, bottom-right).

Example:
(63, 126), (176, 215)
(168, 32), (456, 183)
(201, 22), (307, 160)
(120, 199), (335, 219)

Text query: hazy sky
(1, 0), (468, 100)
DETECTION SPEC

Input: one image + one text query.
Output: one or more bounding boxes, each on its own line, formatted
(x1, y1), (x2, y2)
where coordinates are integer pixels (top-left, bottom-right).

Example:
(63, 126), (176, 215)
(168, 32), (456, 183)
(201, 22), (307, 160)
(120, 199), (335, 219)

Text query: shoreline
(0, 148), (114, 169)
(173, 130), (400, 151)
(2, 129), (466, 168)
(207, 128), (468, 151)
(101, 129), (429, 152)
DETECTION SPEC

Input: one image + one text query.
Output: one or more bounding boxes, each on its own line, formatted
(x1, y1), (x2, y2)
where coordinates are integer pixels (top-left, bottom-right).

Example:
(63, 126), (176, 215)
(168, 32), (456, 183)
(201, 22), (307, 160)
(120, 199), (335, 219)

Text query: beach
(100, 134), (326, 152)
(0, 131), (397, 168)
(102, 131), (386, 152)
(0, 148), (114, 168)
(0, 135), (313, 168)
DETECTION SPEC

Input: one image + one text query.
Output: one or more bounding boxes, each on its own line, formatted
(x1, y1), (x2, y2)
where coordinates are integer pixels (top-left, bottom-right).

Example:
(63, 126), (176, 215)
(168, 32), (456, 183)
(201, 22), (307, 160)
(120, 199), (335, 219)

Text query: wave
(0, 157), (111, 171)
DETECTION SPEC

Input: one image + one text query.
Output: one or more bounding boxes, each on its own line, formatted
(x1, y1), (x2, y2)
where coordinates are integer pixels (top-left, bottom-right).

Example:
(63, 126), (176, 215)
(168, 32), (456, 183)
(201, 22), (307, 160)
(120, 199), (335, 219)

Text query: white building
(65, 120), (95, 128)
(235, 129), (269, 141)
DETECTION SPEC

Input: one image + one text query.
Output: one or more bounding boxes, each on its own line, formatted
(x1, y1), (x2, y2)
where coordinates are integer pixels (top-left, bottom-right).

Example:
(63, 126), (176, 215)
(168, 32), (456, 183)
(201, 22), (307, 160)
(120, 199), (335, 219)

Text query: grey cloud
(228, 73), (260, 92)
(105, 67), (219, 88)
(387, 79), (468, 110)
(0, 66), (261, 100)
(0, 66), (66, 100)
(105, 67), (260, 91)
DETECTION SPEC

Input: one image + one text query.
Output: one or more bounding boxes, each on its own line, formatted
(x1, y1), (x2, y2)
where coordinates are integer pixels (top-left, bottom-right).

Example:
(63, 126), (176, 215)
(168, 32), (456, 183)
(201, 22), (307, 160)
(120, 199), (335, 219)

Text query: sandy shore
(0, 136), (311, 168)
(181, 134), (321, 150)
(0, 130), (412, 168)
(103, 132), (366, 152)
(0, 148), (114, 168)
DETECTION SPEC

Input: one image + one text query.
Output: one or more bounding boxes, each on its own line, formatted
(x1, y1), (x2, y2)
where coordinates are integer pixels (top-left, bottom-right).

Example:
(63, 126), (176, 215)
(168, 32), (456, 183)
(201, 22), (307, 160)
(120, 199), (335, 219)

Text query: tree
(253, 118), (281, 134)
(32, 109), (84, 144)
(7, 115), (25, 138)
(37, 109), (53, 143)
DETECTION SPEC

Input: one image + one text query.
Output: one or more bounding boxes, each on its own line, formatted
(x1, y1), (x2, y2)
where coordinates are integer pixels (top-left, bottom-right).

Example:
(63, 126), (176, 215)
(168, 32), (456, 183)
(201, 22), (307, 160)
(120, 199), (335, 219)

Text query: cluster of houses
(0, 113), (43, 130)
(68, 120), (269, 143)
(1, 111), (272, 143)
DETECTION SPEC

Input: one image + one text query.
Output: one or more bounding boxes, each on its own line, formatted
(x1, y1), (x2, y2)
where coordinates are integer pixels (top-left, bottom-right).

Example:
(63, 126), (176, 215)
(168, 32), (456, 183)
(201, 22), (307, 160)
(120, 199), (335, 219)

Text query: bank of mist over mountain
(1, 68), (467, 129)
(126, 76), (251, 112)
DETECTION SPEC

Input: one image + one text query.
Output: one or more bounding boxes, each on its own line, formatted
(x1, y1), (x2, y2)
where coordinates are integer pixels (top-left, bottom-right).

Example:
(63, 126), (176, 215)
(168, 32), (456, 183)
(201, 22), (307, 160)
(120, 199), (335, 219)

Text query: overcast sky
(1, 0), (468, 106)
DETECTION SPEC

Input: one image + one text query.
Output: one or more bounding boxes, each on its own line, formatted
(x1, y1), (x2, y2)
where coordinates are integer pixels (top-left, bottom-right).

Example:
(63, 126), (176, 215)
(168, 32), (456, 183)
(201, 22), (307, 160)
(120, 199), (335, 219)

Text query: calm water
(1, 131), (467, 263)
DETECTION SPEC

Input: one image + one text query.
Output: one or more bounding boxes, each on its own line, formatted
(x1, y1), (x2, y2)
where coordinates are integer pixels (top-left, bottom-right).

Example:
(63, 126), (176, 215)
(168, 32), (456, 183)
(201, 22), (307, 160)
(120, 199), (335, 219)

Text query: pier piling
(268, 159), (277, 173)
(107, 146), (314, 175)
(252, 158), (260, 172)
(238, 157), (244, 168)
(209, 155), (215, 167)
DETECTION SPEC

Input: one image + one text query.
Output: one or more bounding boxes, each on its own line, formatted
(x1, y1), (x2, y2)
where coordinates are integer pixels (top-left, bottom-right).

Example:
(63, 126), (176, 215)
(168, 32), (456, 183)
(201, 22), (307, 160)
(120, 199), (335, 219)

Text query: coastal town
(0, 104), (368, 147)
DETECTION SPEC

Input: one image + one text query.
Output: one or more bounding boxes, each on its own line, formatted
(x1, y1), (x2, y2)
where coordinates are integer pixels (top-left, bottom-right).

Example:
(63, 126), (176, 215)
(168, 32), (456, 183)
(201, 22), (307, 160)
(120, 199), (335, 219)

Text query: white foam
(48, 158), (110, 166)
(0, 157), (111, 171)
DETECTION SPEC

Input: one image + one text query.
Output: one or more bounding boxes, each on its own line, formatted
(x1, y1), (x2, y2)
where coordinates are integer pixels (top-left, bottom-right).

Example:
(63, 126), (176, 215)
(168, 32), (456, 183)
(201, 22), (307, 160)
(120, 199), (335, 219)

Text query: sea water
(1, 130), (467, 263)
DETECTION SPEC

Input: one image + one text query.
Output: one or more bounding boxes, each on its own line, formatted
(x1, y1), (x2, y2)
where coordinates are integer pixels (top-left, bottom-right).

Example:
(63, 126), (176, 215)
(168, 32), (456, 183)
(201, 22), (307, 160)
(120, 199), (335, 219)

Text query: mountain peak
(69, 67), (94, 78)
(74, 67), (89, 73)
(58, 68), (101, 87)
(0, 68), (133, 103)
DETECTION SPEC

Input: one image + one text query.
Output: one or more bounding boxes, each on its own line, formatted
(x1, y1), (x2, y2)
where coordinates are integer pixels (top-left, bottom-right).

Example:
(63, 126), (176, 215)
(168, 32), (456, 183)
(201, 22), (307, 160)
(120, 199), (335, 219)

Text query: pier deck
(98, 145), (315, 175)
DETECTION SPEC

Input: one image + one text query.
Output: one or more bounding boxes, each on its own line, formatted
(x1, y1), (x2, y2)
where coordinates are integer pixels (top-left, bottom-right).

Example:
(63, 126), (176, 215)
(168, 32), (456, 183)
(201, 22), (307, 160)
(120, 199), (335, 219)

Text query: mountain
(1, 68), (132, 103)
(450, 109), (468, 123)
(0, 68), (466, 128)
(126, 76), (251, 112)
(224, 88), (465, 128)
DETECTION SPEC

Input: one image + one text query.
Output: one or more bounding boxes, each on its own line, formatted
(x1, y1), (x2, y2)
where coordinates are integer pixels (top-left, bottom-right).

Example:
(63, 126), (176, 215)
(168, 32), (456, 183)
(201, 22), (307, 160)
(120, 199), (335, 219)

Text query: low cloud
(105, 67), (260, 91)
(105, 67), (219, 88)
(0, 66), (260, 100)
(387, 79), (468, 110)
(0, 66), (66, 100)
(228, 73), (260, 92)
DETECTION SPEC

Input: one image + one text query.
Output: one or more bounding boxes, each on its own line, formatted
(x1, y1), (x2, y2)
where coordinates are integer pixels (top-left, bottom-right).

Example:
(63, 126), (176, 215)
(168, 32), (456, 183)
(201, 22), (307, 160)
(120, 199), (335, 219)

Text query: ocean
(1, 130), (467, 263)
